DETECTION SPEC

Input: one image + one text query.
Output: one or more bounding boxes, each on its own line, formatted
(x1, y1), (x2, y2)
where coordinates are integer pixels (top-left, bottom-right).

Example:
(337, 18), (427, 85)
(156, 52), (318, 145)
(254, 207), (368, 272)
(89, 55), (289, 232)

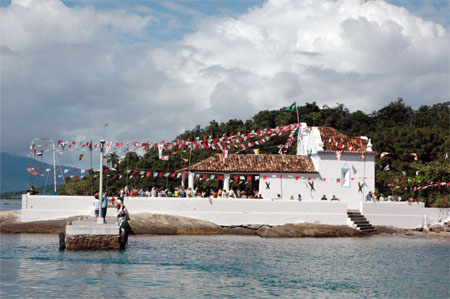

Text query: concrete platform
(64, 216), (126, 250)
(66, 216), (119, 235)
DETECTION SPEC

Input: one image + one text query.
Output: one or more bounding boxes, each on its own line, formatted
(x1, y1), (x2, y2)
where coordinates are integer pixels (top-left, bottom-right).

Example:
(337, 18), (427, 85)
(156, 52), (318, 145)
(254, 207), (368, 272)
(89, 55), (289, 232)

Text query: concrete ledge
(65, 235), (120, 250)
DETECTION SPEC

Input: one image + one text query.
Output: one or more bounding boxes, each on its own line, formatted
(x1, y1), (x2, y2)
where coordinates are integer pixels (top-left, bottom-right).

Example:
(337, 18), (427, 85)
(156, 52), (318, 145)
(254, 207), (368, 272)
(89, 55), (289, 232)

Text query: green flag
(284, 102), (296, 113)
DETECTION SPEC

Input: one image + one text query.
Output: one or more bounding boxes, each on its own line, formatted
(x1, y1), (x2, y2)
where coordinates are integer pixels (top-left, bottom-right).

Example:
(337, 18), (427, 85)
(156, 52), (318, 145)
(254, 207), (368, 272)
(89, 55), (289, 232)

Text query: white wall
(363, 202), (450, 229)
(124, 197), (348, 226)
(21, 194), (348, 225)
(258, 153), (375, 209)
(21, 194), (94, 222)
(21, 195), (449, 229)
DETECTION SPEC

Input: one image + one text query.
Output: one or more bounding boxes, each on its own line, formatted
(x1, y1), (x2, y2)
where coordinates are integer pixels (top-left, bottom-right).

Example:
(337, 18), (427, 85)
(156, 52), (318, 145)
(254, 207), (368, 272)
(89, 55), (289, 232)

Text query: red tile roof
(316, 127), (370, 152)
(187, 154), (317, 173)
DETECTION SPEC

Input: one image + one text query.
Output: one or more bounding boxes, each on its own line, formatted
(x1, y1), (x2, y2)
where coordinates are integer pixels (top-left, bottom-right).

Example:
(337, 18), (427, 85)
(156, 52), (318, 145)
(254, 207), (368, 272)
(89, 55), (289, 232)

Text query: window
(341, 168), (350, 187)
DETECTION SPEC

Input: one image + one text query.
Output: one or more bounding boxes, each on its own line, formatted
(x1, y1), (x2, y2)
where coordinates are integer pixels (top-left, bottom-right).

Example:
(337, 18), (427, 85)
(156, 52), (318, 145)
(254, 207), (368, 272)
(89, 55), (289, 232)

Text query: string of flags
(29, 123), (301, 158)
(25, 166), (449, 191)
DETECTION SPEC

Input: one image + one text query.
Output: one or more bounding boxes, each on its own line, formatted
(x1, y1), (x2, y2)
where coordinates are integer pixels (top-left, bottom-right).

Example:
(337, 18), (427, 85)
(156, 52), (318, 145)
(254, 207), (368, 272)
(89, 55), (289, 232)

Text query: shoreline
(1, 210), (449, 238)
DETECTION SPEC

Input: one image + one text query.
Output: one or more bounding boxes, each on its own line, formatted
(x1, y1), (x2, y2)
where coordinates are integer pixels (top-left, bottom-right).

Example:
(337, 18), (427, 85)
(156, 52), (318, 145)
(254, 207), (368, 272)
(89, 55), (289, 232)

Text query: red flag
(234, 176), (238, 183)
(295, 176), (299, 180)
(247, 176), (252, 181)
(308, 177), (312, 181)
(263, 175), (268, 180)
(170, 173), (176, 178)
(146, 172), (151, 178)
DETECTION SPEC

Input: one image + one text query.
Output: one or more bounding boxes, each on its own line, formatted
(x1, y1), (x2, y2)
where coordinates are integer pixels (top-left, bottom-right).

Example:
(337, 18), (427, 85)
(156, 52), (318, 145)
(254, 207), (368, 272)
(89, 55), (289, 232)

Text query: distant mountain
(0, 153), (82, 194)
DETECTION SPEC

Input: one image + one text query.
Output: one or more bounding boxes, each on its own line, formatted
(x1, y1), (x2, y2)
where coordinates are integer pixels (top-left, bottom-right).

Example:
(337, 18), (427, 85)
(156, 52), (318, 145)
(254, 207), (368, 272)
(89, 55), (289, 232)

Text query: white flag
(158, 144), (164, 159)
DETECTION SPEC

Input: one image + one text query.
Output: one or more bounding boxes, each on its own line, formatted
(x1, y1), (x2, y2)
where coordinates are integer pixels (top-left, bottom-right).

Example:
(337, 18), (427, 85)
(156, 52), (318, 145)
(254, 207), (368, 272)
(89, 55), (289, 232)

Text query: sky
(1, 0), (449, 168)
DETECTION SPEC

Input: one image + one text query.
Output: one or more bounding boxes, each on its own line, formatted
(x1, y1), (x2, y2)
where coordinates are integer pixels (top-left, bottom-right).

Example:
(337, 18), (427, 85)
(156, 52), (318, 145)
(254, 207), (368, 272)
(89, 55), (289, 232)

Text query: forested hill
(61, 99), (449, 207)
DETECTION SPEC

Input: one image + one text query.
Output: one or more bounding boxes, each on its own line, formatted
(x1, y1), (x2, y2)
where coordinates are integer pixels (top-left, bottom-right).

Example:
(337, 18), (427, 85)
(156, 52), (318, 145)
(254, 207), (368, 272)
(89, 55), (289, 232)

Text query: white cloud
(1, 0), (448, 166)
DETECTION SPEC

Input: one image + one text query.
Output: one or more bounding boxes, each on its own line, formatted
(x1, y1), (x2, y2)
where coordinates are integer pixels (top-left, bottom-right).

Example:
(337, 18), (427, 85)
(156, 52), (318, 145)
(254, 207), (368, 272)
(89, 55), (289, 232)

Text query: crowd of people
(114, 185), (262, 199)
(365, 191), (417, 203)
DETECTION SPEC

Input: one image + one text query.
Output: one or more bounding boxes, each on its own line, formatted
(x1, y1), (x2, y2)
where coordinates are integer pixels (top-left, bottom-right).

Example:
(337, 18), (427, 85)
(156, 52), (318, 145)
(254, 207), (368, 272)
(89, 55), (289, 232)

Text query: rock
(0, 211), (80, 234)
(256, 223), (364, 238)
(430, 224), (445, 233)
(129, 213), (223, 235)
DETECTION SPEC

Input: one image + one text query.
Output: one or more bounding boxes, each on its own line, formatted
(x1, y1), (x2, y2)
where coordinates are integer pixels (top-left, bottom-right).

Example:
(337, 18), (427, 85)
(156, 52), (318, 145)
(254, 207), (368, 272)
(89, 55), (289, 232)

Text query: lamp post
(98, 140), (106, 224)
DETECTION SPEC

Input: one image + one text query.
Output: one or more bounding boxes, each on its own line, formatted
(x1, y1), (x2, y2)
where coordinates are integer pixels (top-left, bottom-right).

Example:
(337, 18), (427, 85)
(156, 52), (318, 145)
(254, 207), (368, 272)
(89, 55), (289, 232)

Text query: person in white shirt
(228, 188), (236, 198)
(93, 194), (100, 219)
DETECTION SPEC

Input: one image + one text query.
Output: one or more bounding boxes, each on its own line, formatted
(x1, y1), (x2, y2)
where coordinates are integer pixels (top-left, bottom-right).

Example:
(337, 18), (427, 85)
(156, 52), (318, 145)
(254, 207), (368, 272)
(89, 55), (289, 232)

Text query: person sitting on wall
(297, 194), (302, 201)
(27, 186), (37, 195)
(222, 189), (229, 198)
(321, 195), (328, 201)
(228, 188), (236, 198)
(331, 195), (340, 201)
(289, 195), (295, 200)
(365, 191), (373, 202)
(372, 193), (378, 202)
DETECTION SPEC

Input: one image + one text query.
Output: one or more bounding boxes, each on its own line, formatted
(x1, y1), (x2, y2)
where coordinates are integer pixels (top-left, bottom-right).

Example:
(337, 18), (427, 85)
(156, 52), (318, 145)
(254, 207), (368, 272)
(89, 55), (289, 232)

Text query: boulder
(256, 223), (364, 238)
(129, 213), (223, 235)
(430, 224), (445, 233)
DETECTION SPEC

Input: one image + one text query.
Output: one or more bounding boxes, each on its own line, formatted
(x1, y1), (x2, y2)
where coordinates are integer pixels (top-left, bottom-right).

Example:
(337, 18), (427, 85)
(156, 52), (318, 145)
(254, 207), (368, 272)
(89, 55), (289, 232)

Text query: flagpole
(295, 102), (300, 125)
(53, 142), (57, 194)
(90, 140), (93, 195)
(38, 154), (43, 189)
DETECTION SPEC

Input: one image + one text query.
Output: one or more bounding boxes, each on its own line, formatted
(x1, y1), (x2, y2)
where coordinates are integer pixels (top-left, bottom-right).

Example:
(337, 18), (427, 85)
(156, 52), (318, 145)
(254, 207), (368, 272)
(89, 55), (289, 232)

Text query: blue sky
(1, 0), (448, 168)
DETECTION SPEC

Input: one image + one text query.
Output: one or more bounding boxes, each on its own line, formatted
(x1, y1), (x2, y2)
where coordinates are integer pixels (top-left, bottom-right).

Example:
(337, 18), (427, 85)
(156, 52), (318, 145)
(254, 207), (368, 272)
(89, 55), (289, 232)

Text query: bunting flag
(222, 150), (228, 159)
(158, 144), (164, 159)
(161, 155), (169, 161)
(384, 164), (390, 171)
(410, 153), (418, 160)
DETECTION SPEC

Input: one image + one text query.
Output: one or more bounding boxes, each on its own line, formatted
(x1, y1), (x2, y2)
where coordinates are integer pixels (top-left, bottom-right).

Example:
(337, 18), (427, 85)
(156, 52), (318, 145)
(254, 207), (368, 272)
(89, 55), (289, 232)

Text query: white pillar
(188, 172), (194, 190)
(97, 140), (105, 224)
(223, 173), (230, 191)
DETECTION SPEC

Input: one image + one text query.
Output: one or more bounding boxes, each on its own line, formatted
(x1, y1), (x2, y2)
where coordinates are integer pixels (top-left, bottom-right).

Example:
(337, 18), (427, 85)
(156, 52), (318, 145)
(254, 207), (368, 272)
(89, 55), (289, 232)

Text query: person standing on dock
(101, 191), (108, 223)
(93, 193), (100, 219)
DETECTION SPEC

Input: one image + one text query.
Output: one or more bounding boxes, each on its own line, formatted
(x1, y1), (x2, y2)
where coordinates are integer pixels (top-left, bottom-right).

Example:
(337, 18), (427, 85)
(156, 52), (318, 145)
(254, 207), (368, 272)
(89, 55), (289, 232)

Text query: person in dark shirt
(321, 195), (328, 201)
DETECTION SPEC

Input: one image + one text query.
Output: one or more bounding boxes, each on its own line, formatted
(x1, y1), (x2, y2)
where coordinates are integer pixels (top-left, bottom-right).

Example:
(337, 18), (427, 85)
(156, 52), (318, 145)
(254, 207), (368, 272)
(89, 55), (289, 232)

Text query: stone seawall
(65, 235), (121, 250)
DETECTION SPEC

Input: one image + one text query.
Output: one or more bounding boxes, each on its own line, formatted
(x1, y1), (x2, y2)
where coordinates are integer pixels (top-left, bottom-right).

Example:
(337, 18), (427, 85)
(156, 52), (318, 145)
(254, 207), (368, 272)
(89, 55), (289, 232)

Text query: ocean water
(0, 234), (448, 298)
(0, 199), (21, 211)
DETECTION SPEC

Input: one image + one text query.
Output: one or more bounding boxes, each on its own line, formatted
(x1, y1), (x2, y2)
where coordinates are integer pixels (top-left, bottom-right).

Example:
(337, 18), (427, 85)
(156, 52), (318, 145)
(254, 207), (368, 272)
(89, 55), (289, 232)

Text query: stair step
(353, 221), (369, 225)
(347, 211), (376, 234)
